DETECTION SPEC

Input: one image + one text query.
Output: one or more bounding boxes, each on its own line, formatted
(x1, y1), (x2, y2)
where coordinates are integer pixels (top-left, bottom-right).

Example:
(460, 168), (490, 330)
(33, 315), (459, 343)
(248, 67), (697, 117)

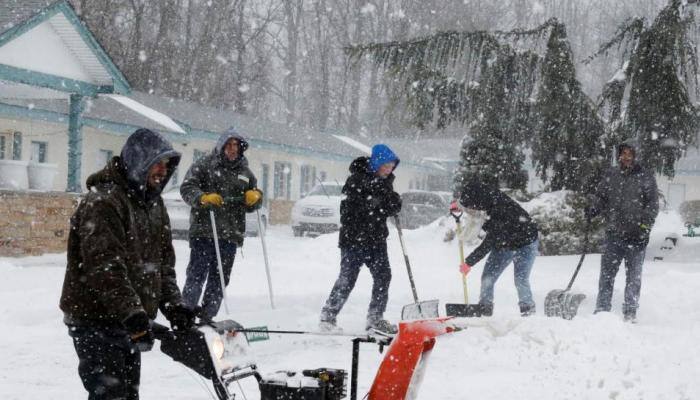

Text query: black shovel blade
(562, 292), (586, 320)
(401, 299), (440, 320)
(445, 303), (482, 317)
(544, 289), (586, 319)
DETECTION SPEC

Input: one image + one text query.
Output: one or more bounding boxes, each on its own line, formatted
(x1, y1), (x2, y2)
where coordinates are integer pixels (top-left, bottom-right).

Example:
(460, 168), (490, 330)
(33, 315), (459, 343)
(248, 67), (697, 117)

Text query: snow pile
(522, 190), (600, 256)
(1, 211), (699, 399)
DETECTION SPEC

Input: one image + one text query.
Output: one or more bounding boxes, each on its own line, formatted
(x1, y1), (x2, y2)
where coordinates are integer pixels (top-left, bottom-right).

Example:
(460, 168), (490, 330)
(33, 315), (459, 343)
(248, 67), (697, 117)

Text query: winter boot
(366, 319), (397, 334)
(478, 303), (493, 317)
(519, 303), (536, 317)
(319, 317), (342, 333)
(622, 306), (637, 324)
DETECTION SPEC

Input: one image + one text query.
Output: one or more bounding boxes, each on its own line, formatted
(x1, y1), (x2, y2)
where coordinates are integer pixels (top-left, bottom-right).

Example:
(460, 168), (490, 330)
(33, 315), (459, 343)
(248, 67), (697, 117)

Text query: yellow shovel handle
(455, 217), (468, 304)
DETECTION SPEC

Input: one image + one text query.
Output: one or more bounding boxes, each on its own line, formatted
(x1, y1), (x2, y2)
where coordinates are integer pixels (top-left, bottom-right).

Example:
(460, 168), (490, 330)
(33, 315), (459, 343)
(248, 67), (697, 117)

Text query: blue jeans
(69, 327), (141, 400)
(479, 239), (538, 308)
(321, 244), (392, 324)
(595, 236), (646, 315)
(182, 237), (237, 320)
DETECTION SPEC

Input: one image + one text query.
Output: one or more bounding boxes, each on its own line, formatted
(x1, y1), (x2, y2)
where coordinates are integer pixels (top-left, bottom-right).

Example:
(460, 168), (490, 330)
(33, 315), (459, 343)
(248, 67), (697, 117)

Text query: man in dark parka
(60, 128), (194, 400)
(319, 144), (402, 333)
(180, 128), (262, 321)
(587, 141), (659, 322)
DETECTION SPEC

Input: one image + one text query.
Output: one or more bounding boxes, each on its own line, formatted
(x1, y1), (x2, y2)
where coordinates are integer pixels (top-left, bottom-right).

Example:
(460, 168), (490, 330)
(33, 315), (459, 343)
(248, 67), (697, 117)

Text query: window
(261, 163), (270, 206)
(12, 132), (22, 160)
(300, 165), (316, 197)
(30, 141), (47, 163)
(318, 171), (327, 182)
(170, 168), (179, 187)
(273, 161), (292, 200)
(0, 131), (23, 160)
(193, 149), (207, 162)
(97, 149), (113, 168)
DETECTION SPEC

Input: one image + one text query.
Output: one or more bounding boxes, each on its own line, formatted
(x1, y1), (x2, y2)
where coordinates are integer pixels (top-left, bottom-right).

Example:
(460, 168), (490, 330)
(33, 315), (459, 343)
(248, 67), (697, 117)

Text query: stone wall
(0, 190), (79, 257)
(269, 199), (294, 225)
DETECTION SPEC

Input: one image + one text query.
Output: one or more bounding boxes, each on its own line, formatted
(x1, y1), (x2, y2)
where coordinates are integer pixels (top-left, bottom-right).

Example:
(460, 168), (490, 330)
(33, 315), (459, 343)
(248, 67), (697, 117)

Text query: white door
(667, 183), (686, 210)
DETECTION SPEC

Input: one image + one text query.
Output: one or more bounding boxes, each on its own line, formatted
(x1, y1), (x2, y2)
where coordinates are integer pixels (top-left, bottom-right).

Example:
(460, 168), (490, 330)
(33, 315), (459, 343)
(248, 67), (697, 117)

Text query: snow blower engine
(152, 320), (347, 400)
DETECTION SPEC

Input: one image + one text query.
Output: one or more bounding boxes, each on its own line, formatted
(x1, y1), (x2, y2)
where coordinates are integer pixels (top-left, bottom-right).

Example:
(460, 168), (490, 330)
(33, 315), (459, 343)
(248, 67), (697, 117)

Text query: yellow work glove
(244, 189), (263, 207)
(200, 193), (224, 207)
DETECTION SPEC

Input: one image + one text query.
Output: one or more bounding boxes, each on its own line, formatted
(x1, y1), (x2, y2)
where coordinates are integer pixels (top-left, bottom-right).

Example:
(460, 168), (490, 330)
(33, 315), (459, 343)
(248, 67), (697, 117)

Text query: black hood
(349, 156), (372, 174)
(617, 140), (638, 159)
(458, 179), (499, 211)
(215, 127), (249, 155)
(119, 128), (181, 197)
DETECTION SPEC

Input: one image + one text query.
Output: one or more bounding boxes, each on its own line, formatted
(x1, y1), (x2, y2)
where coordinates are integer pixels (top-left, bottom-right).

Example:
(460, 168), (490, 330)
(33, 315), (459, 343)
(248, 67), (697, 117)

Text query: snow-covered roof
(0, 0), (129, 98)
(0, 92), (450, 172)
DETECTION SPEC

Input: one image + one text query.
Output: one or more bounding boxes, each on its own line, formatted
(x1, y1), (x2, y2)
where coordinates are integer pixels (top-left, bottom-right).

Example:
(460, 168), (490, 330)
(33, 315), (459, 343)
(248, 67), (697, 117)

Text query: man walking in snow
(587, 141), (658, 322)
(60, 128), (195, 400)
(457, 179), (539, 317)
(180, 128), (263, 321)
(320, 144), (402, 333)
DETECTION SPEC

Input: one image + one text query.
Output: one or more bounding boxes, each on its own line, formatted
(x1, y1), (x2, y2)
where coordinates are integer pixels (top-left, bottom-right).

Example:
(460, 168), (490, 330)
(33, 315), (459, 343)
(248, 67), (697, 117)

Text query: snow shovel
(544, 219), (590, 320)
(210, 210), (231, 315)
(445, 204), (483, 317)
(394, 216), (440, 320)
(256, 208), (275, 309)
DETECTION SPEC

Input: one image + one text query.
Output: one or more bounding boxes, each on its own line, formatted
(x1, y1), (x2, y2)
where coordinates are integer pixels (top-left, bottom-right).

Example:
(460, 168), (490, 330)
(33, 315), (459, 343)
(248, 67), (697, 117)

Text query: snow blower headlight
(212, 335), (225, 360)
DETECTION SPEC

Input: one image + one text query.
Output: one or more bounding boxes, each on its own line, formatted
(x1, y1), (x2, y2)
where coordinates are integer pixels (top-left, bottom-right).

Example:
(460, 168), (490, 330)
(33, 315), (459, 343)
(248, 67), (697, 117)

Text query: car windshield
(307, 184), (343, 197)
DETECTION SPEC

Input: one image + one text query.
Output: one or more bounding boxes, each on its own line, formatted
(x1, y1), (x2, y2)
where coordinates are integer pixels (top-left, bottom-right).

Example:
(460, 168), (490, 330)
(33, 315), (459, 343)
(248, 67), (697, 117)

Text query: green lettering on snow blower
(244, 326), (270, 342)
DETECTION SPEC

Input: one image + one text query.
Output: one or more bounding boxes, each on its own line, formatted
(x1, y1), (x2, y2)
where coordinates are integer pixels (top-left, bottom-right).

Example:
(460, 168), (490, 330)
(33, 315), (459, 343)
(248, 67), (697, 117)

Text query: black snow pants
(320, 243), (392, 325)
(69, 326), (141, 400)
(595, 236), (646, 318)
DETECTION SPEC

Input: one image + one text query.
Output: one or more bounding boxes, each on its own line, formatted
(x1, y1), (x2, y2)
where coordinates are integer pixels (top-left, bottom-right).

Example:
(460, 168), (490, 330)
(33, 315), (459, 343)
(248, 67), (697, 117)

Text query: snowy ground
(1, 210), (699, 399)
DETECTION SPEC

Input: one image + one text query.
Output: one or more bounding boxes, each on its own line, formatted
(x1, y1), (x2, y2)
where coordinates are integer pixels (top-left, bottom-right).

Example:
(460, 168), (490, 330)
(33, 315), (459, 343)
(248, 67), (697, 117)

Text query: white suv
(291, 182), (344, 237)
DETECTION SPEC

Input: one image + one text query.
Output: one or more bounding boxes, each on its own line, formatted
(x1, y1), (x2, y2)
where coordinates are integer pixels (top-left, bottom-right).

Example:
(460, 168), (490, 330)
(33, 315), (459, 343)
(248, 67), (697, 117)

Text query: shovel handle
(565, 219), (592, 291)
(394, 216), (420, 303)
(453, 211), (468, 304)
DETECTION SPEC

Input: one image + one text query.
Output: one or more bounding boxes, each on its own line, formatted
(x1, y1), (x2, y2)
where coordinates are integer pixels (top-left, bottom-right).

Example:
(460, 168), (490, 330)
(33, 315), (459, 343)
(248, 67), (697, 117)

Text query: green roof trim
(0, 63), (114, 96)
(0, 2), (62, 47)
(0, 0), (130, 95)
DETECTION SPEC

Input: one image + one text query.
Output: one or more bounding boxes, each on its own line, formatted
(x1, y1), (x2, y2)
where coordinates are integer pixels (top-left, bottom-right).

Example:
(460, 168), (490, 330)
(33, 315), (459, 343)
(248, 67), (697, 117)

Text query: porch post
(67, 93), (86, 192)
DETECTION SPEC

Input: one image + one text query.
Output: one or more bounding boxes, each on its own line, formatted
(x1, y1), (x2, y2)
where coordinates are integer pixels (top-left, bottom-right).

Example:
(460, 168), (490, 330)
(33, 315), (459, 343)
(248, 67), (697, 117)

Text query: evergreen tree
(346, 19), (605, 192)
(590, 0), (700, 177)
(534, 22), (606, 190)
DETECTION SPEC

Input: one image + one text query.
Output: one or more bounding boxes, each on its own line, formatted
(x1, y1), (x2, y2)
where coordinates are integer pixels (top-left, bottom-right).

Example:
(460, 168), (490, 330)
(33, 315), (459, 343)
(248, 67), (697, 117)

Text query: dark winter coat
(460, 180), (539, 266)
(590, 160), (659, 247)
(60, 129), (183, 329)
(180, 130), (260, 246)
(339, 156), (402, 249)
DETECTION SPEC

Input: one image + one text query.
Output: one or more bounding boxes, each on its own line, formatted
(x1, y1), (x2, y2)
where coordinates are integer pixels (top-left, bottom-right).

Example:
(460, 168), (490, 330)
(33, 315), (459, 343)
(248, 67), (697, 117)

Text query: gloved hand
(122, 311), (154, 352)
(165, 304), (196, 331)
(200, 193), (224, 207)
(639, 223), (651, 233)
(244, 188), (263, 207)
(459, 262), (472, 275)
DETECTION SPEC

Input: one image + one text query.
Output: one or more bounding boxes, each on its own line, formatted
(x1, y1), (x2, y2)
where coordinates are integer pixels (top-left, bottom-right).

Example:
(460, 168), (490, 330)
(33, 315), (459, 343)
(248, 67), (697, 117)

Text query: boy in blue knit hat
(319, 144), (402, 333)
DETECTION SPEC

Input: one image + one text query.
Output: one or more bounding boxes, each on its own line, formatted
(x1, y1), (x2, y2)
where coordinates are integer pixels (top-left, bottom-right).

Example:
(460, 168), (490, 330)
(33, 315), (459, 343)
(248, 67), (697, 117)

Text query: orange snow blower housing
(368, 318), (456, 400)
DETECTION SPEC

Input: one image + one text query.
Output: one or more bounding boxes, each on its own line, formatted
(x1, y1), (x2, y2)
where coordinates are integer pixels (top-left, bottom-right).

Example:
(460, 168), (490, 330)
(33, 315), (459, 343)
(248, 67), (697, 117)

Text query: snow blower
(544, 219), (590, 320)
(394, 216), (440, 320)
(153, 319), (347, 400)
(154, 316), (456, 400)
(445, 203), (482, 317)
